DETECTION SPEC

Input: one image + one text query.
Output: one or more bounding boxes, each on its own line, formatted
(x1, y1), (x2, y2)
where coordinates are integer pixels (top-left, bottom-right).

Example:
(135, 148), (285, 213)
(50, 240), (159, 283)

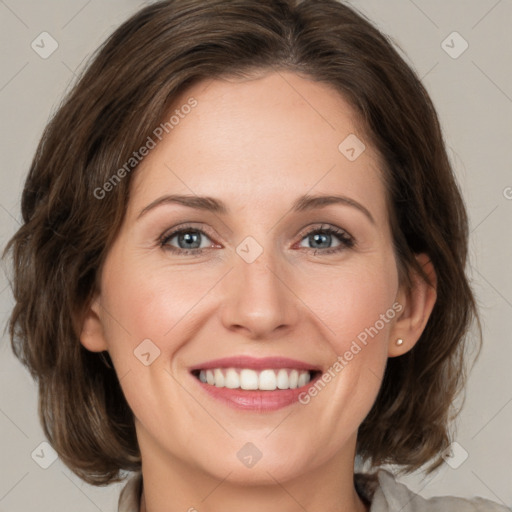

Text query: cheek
(98, 248), (225, 383)
(295, 252), (399, 353)
(100, 246), (213, 337)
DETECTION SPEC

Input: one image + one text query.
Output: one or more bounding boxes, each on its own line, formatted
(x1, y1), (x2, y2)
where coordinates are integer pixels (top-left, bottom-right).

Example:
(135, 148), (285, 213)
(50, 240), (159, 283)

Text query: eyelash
(158, 223), (355, 256)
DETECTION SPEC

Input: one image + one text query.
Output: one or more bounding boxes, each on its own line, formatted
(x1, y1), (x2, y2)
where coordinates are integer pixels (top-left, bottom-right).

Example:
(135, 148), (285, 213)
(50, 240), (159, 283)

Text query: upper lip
(189, 356), (322, 373)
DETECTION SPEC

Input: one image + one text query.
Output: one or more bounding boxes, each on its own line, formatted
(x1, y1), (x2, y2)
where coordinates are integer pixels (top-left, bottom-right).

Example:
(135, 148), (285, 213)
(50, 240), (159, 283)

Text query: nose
(218, 249), (300, 339)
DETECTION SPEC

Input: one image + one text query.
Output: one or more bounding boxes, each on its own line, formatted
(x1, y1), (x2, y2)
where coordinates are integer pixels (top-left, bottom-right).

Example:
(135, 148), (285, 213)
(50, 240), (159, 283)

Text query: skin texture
(80, 71), (437, 512)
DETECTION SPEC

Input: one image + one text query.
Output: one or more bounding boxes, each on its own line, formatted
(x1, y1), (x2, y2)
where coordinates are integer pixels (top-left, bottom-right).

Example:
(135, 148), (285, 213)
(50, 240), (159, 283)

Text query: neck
(139, 476), (368, 512)
(136, 433), (369, 512)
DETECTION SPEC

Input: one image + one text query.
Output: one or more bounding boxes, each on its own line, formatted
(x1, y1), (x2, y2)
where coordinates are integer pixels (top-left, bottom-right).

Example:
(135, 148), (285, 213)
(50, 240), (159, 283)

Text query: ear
(79, 293), (109, 352)
(388, 253), (437, 357)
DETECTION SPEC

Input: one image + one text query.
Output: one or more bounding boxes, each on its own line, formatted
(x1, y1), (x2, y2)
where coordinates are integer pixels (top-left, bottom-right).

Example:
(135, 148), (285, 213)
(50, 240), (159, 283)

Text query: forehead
(128, 71), (387, 225)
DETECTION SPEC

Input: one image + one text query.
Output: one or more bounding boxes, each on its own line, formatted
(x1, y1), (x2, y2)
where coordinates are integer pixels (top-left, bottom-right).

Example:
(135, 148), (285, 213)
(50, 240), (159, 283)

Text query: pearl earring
(396, 338), (404, 346)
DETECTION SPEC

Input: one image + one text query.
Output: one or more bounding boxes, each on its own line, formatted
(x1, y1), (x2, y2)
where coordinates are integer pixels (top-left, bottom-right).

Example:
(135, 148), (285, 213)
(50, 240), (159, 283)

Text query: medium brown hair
(3, 0), (480, 485)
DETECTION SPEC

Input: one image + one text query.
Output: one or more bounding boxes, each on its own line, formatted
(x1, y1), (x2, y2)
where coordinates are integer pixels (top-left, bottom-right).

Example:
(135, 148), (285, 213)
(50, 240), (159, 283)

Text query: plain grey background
(0, 1), (511, 510)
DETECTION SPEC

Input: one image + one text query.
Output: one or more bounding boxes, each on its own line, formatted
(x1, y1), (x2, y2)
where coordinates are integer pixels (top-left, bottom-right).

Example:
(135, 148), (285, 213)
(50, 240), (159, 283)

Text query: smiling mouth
(191, 368), (320, 391)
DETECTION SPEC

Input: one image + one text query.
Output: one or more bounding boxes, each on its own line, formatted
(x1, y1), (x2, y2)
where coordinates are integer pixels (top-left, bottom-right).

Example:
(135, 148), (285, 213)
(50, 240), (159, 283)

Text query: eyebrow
(137, 193), (375, 224)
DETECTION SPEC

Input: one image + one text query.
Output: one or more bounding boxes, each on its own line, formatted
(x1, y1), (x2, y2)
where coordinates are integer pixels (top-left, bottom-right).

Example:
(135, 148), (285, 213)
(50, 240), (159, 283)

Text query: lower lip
(191, 372), (320, 411)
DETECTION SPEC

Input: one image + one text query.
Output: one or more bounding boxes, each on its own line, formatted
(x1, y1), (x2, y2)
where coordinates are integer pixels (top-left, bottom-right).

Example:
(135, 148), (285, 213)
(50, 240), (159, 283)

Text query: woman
(3, 1), (509, 511)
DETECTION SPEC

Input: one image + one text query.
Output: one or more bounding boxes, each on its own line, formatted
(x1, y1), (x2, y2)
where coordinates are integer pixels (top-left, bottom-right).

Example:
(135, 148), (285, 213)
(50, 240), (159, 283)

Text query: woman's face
(84, 71), (408, 483)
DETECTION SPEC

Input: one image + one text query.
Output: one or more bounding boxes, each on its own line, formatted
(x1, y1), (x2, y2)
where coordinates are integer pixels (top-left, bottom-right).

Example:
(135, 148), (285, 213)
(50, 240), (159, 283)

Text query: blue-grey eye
(162, 229), (212, 250)
(303, 232), (337, 249)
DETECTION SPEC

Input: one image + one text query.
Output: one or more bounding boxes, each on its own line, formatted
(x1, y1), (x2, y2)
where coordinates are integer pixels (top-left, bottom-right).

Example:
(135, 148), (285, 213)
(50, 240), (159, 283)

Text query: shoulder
(355, 469), (511, 512)
(118, 471), (143, 512)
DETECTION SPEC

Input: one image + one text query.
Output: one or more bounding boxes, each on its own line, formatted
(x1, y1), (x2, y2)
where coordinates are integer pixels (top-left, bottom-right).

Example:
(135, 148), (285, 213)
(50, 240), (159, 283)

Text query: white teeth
(259, 369), (277, 390)
(197, 368), (312, 390)
(224, 368), (240, 389)
(240, 369), (259, 390)
(213, 368), (224, 387)
(297, 371), (309, 387)
(289, 369), (299, 388)
(276, 369), (288, 390)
